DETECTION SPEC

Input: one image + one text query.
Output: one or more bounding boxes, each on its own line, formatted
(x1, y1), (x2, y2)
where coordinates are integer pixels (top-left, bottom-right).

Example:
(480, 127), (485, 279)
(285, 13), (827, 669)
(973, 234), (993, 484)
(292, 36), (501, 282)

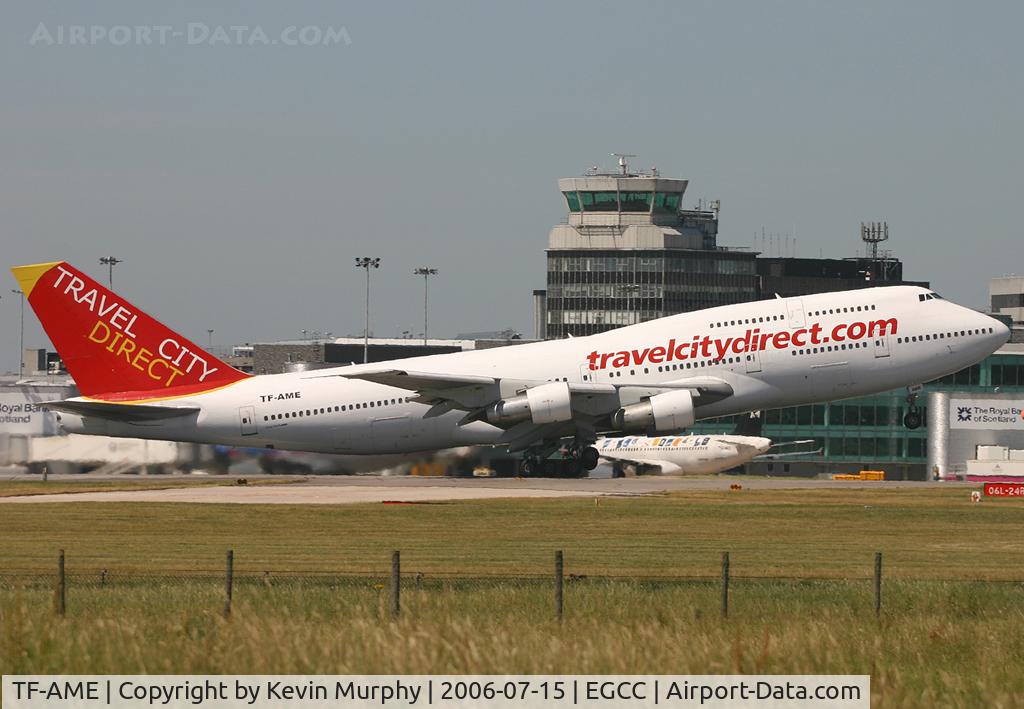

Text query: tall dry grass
(2, 578), (1023, 708)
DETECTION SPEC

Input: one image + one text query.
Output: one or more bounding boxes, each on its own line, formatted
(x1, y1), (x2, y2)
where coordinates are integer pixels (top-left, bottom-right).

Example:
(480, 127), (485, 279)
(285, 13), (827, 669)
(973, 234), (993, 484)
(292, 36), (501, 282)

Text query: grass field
(1, 486), (1022, 577)
(1, 485), (1023, 707)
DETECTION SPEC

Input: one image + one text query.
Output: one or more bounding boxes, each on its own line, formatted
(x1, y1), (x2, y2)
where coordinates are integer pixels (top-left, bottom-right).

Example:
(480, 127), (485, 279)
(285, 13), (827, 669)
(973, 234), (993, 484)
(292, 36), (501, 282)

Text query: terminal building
(757, 255), (926, 299)
(990, 276), (1024, 344)
(990, 276), (1024, 323)
(251, 336), (533, 375)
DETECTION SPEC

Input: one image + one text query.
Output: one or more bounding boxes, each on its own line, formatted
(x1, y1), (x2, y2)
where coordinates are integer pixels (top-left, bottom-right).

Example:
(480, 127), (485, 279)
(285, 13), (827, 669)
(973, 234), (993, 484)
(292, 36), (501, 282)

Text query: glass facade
(579, 191), (618, 211)
(561, 190), (685, 214)
(991, 293), (1024, 309)
(653, 192), (682, 214)
(689, 358), (1021, 476)
(619, 191), (653, 211)
(563, 191), (581, 212)
(545, 250), (759, 337)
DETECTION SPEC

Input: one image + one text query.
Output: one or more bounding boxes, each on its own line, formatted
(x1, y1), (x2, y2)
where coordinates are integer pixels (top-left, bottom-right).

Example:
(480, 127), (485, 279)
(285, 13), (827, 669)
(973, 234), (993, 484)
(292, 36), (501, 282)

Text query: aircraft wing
(597, 453), (682, 474)
(326, 369), (497, 391)
(754, 441), (822, 460)
(333, 369), (733, 451)
(754, 447), (823, 460)
(45, 399), (200, 422)
(339, 369), (731, 403)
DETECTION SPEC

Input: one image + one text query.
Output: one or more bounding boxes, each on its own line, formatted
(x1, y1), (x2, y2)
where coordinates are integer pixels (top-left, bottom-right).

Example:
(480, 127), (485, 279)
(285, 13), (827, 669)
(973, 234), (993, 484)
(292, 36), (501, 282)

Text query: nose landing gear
(903, 385), (923, 430)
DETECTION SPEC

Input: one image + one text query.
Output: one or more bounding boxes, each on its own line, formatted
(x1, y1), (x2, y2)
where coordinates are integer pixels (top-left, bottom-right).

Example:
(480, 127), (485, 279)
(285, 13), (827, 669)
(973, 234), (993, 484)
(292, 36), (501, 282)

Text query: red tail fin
(11, 261), (249, 400)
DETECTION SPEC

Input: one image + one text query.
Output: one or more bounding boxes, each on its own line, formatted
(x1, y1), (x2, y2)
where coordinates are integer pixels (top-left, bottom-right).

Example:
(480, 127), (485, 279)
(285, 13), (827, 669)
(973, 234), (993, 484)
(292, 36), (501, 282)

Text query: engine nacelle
(485, 395), (531, 425)
(611, 389), (695, 433)
(486, 381), (574, 426)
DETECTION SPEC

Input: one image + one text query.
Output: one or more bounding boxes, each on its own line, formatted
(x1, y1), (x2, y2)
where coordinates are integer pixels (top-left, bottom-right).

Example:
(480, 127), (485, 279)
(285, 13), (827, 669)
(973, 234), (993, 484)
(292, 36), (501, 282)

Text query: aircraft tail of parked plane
(10, 261), (249, 401)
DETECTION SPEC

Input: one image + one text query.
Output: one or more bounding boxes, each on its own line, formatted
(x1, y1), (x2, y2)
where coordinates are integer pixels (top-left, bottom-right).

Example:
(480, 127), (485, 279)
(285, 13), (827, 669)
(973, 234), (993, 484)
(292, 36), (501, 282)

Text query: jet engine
(485, 381), (573, 425)
(611, 389), (695, 433)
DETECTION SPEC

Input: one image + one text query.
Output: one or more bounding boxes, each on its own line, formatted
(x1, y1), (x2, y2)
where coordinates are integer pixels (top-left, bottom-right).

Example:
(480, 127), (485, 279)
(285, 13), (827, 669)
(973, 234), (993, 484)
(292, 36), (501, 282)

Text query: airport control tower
(542, 155), (758, 338)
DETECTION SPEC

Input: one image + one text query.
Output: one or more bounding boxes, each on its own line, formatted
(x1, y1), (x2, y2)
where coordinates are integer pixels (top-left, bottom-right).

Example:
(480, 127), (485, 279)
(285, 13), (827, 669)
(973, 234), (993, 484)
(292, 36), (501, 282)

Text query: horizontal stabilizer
(45, 399), (200, 422)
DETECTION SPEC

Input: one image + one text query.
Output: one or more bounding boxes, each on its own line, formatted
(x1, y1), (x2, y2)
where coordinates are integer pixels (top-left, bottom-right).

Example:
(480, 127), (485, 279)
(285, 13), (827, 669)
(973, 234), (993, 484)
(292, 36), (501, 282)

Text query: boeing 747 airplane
(11, 261), (1009, 474)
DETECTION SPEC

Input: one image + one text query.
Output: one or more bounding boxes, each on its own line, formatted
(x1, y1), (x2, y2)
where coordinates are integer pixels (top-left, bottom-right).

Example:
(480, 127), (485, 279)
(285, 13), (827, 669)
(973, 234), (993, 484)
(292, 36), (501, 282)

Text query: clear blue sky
(3, 1), (1022, 370)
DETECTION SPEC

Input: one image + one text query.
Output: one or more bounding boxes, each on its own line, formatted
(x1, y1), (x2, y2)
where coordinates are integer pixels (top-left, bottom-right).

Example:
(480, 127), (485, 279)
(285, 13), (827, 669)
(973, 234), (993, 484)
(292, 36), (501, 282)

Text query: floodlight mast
(11, 290), (24, 377)
(99, 256), (123, 288)
(413, 267), (438, 345)
(354, 257), (381, 363)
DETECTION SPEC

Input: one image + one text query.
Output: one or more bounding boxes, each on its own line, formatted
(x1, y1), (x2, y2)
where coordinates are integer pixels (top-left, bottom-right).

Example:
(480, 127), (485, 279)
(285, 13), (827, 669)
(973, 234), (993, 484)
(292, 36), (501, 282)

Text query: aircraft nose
(975, 310), (1011, 350)
(992, 318), (1011, 346)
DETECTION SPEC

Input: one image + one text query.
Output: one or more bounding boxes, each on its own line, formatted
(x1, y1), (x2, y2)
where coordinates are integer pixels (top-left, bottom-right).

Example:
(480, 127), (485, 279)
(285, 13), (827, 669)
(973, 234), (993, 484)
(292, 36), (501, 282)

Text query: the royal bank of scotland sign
(950, 399), (1024, 430)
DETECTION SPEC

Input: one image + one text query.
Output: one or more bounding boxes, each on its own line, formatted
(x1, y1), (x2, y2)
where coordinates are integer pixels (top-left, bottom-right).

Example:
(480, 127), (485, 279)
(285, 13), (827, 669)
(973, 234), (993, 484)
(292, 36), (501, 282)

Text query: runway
(0, 473), (960, 505)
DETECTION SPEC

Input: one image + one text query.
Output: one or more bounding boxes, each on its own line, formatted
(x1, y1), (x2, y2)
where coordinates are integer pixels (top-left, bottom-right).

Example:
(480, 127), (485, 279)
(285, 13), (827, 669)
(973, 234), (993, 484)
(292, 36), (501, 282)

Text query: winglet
(11, 261), (61, 297)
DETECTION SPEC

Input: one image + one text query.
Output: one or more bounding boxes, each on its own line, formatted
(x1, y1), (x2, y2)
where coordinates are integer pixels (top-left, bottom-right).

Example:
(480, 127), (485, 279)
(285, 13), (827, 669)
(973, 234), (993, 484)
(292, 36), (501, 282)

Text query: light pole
(99, 256), (123, 288)
(354, 257), (381, 363)
(413, 267), (438, 345)
(207, 329), (214, 350)
(11, 289), (24, 377)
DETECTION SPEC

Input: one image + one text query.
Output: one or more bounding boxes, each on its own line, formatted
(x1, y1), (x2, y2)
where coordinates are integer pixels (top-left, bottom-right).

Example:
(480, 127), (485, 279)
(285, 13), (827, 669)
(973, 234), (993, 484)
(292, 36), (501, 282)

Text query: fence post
(390, 551), (401, 618)
(224, 550), (234, 618)
(56, 549), (65, 616)
(720, 551), (730, 619)
(554, 550), (564, 619)
(874, 552), (882, 617)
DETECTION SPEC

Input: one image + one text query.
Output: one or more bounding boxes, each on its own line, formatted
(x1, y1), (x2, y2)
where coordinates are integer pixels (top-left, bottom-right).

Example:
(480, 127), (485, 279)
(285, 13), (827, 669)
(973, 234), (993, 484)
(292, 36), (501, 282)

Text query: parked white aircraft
(595, 433), (818, 475)
(597, 434), (772, 475)
(12, 261), (1009, 474)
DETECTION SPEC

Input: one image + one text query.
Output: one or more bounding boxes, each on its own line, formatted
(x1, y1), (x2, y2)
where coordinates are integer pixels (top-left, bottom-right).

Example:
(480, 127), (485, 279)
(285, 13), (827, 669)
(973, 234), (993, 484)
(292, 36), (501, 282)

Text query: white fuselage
(597, 434), (772, 475)
(60, 286), (1009, 454)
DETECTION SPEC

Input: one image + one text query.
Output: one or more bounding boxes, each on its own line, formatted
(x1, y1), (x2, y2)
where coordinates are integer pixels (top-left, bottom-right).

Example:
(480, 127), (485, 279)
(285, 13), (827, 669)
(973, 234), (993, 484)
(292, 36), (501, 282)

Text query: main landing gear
(903, 385), (923, 430)
(565, 441), (600, 471)
(518, 441), (600, 477)
(519, 455), (541, 477)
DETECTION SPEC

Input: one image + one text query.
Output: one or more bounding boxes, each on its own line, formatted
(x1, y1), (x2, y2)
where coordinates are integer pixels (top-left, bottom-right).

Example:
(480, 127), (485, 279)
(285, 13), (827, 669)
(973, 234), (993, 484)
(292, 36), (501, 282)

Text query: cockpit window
(918, 292), (944, 302)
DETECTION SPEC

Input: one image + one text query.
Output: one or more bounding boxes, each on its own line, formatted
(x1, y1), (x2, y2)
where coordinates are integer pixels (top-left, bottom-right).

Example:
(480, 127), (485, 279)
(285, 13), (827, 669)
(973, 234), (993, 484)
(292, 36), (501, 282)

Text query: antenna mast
(611, 153), (637, 176)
